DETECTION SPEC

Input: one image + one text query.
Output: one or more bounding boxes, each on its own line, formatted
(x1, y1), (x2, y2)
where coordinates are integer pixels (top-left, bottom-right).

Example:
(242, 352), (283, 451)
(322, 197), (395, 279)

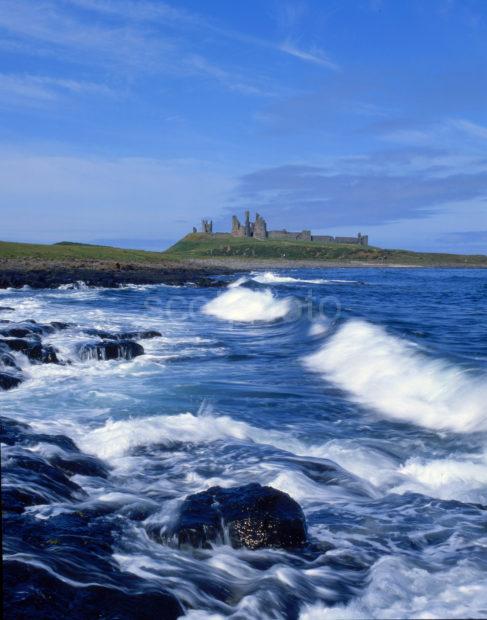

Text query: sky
(0, 0), (486, 253)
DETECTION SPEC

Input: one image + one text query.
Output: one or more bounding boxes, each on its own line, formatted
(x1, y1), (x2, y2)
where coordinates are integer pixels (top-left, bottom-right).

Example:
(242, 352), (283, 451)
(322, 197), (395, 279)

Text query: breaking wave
(202, 287), (293, 322)
(299, 556), (487, 620)
(78, 412), (256, 460)
(303, 319), (487, 433)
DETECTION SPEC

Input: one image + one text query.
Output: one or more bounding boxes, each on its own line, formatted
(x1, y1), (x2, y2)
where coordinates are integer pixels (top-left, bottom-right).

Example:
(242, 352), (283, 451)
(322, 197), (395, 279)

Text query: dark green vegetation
(164, 233), (487, 266)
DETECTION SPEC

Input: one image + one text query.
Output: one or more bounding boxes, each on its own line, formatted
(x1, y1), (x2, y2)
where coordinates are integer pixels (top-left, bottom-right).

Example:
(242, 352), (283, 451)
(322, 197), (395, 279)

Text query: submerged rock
(0, 372), (23, 390)
(0, 341), (20, 369)
(77, 340), (144, 361)
(50, 321), (73, 330)
(49, 452), (109, 479)
(3, 560), (182, 620)
(2, 414), (183, 620)
(169, 483), (307, 550)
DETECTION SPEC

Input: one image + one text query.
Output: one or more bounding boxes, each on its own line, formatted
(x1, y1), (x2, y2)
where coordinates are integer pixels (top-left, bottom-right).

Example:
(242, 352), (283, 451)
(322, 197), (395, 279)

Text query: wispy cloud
(278, 41), (339, 70)
(0, 0), (297, 97)
(0, 73), (114, 107)
(449, 118), (487, 140)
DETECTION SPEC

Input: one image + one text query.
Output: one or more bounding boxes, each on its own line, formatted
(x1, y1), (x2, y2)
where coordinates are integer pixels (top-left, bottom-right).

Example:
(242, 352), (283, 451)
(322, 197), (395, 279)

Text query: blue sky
(0, 0), (486, 253)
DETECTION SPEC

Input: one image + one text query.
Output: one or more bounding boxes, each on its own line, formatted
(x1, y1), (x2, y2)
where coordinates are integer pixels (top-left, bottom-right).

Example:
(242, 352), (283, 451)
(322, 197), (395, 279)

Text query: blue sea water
(2, 268), (487, 619)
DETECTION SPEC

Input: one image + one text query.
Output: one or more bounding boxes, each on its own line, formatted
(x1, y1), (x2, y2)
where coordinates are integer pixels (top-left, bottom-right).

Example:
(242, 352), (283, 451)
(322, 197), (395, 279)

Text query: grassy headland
(164, 233), (487, 267)
(0, 235), (485, 288)
(0, 240), (228, 289)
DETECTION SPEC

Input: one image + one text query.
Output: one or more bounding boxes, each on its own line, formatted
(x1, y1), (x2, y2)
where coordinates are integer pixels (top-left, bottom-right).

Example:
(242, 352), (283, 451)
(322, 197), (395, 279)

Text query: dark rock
(50, 321), (73, 330)
(0, 267), (229, 290)
(2, 452), (86, 511)
(83, 328), (162, 340)
(49, 452), (109, 479)
(77, 340), (144, 361)
(3, 561), (183, 620)
(0, 327), (34, 338)
(0, 341), (21, 369)
(83, 328), (114, 339)
(119, 330), (162, 340)
(0, 416), (79, 452)
(0, 416), (30, 444)
(1, 337), (38, 354)
(0, 306), (15, 311)
(29, 343), (59, 363)
(0, 337), (59, 363)
(0, 372), (23, 390)
(169, 483), (307, 550)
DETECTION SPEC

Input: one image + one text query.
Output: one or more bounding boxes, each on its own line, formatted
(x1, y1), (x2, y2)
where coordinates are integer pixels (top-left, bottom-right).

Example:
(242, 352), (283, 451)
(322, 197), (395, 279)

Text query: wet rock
(0, 341), (20, 369)
(49, 452), (109, 479)
(0, 416), (79, 452)
(77, 340), (144, 361)
(50, 321), (73, 330)
(0, 266), (228, 289)
(119, 329), (162, 339)
(0, 306), (15, 311)
(0, 337), (59, 364)
(2, 452), (86, 511)
(0, 372), (23, 390)
(0, 327), (36, 338)
(83, 328), (161, 340)
(170, 483), (307, 550)
(3, 561), (183, 620)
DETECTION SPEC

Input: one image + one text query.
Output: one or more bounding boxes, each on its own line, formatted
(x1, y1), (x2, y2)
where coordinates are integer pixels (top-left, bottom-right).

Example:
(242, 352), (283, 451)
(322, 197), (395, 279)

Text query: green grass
(0, 240), (173, 264)
(1, 236), (486, 267)
(164, 233), (487, 266)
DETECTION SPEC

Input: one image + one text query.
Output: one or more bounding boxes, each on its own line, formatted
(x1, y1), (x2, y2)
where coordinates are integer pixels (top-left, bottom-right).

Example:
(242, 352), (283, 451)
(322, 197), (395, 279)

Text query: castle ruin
(197, 211), (368, 246)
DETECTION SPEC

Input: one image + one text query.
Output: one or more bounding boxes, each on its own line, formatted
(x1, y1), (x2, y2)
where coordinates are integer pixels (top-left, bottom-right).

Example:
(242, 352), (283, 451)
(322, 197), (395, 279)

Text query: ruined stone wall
(268, 230), (311, 241)
(198, 213), (369, 246)
(311, 235), (335, 243)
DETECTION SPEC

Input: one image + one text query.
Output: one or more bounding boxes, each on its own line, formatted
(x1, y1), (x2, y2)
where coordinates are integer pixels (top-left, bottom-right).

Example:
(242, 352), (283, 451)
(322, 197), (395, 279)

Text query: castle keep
(197, 211), (368, 246)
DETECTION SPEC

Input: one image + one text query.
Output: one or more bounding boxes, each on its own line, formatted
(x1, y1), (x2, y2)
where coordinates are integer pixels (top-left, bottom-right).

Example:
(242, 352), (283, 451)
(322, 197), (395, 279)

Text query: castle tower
(201, 219), (213, 234)
(244, 210), (252, 237)
(253, 213), (268, 240)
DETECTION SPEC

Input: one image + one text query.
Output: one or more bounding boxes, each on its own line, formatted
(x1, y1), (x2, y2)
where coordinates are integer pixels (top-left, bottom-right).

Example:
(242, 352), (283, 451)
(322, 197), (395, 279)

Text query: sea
(2, 267), (487, 619)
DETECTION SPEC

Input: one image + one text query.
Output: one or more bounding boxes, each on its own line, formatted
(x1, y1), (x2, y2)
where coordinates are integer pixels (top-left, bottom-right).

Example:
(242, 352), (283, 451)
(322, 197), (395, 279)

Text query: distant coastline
(0, 239), (486, 289)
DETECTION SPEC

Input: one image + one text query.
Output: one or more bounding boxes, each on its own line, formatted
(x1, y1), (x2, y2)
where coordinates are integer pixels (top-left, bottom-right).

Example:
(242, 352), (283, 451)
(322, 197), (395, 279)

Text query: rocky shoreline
(0, 262), (230, 289)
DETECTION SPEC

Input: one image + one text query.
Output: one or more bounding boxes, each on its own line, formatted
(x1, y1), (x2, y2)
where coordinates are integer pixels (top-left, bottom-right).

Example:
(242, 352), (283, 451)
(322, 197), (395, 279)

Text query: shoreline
(0, 257), (486, 289)
(0, 259), (486, 289)
(0, 261), (231, 289)
(189, 257), (487, 269)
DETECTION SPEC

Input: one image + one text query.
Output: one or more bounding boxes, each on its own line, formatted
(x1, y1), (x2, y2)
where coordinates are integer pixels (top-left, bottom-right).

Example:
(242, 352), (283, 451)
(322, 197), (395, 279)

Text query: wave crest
(303, 320), (487, 433)
(203, 287), (292, 322)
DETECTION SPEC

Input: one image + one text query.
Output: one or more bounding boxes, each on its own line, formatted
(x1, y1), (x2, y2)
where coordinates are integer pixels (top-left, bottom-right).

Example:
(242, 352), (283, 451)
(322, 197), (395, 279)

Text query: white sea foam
(79, 412), (255, 460)
(393, 454), (487, 504)
(251, 272), (358, 285)
(299, 556), (487, 619)
(57, 281), (90, 290)
(202, 287), (292, 322)
(227, 276), (249, 288)
(303, 320), (487, 433)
